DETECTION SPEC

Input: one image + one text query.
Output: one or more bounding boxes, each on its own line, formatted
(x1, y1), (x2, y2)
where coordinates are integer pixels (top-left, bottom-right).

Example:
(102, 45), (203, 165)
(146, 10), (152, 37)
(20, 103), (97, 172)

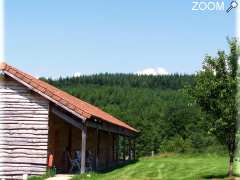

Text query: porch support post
(133, 139), (136, 161)
(128, 138), (132, 161)
(116, 135), (119, 163)
(81, 125), (87, 173)
(123, 137), (126, 161)
(112, 134), (115, 162)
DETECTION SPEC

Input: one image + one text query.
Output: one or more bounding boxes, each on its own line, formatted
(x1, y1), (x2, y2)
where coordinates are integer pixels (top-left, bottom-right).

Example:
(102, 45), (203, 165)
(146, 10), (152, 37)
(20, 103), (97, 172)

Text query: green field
(72, 154), (230, 180)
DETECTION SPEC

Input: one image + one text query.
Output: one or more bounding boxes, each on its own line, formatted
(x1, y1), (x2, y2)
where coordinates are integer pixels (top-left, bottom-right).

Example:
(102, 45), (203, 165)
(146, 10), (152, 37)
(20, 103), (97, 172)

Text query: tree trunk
(228, 154), (234, 177)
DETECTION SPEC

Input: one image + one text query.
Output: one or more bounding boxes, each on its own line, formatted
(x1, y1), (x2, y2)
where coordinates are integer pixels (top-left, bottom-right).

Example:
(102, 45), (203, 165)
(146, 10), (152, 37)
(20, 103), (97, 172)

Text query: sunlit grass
(72, 153), (230, 180)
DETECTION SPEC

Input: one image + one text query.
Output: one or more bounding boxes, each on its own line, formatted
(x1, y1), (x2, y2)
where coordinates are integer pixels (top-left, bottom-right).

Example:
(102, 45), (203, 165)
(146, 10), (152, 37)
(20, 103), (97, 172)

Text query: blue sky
(5, 0), (235, 78)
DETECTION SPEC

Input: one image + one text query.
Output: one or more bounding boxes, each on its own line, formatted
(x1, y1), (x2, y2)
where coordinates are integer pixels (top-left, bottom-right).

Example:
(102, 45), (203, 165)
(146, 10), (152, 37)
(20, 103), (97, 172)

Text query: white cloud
(73, 72), (82, 77)
(136, 67), (169, 76)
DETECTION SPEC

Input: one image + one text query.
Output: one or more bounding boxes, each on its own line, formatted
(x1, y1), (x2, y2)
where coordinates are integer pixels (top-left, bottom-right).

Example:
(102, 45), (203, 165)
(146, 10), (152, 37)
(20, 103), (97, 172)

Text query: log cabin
(0, 63), (138, 179)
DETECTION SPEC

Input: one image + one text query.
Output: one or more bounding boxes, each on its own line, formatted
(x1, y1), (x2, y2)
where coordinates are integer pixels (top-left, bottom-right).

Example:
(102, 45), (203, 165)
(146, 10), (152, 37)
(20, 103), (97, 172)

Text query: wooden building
(0, 63), (138, 179)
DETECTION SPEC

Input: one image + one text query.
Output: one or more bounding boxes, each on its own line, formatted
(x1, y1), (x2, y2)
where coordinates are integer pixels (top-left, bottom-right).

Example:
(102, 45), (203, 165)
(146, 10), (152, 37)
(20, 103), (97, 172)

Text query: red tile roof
(0, 63), (138, 133)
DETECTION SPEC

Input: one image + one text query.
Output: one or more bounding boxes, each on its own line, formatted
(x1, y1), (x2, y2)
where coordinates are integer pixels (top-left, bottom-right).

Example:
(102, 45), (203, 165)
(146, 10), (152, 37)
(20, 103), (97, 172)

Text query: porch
(47, 103), (137, 174)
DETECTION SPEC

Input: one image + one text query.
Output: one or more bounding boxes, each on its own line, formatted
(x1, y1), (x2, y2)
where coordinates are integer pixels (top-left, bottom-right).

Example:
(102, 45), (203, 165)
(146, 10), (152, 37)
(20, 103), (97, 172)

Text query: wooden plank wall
(0, 76), (49, 179)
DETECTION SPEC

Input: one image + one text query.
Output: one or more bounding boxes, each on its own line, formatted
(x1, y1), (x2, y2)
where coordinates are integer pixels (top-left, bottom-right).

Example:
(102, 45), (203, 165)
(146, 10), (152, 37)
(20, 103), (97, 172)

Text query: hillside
(43, 74), (224, 156)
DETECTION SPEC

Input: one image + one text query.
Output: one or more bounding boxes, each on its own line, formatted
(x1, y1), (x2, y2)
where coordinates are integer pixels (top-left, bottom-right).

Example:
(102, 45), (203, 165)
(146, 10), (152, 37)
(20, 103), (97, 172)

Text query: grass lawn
(72, 153), (230, 180)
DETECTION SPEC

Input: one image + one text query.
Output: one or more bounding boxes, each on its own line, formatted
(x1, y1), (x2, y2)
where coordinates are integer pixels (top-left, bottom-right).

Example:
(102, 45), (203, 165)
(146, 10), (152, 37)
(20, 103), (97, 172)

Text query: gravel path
(46, 174), (73, 180)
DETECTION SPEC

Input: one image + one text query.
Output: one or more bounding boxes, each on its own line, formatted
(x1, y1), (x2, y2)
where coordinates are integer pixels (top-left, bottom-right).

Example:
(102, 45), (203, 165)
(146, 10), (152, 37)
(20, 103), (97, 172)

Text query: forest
(41, 73), (223, 157)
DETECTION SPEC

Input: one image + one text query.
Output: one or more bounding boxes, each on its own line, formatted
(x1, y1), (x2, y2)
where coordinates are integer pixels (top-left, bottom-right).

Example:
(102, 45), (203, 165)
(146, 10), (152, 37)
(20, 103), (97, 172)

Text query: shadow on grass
(96, 160), (139, 174)
(202, 174), (230, 179)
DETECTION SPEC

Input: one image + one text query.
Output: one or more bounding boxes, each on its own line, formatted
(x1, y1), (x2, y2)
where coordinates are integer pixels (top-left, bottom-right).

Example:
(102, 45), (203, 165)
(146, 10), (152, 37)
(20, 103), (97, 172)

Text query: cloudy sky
(5, 0), (235, 78)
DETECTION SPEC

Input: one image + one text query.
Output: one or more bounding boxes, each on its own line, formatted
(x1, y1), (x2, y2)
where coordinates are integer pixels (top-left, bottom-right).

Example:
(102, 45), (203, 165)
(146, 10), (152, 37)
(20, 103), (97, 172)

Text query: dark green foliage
(41, 73), (194, 90)
(42, 73), (222, 156)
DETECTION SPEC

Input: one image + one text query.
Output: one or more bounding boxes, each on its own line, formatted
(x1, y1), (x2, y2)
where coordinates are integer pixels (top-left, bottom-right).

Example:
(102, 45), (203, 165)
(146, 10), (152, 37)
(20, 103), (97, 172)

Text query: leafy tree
(189, 39), (239, 176)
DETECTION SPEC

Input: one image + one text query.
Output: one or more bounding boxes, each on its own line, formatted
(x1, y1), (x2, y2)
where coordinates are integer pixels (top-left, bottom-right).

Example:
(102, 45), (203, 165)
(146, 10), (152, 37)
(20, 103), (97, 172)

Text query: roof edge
(1, 63), (138, 133)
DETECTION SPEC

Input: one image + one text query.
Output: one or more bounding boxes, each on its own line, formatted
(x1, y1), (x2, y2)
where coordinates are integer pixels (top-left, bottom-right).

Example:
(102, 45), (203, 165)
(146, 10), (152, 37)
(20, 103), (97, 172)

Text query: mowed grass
(72, 153), (229, 180)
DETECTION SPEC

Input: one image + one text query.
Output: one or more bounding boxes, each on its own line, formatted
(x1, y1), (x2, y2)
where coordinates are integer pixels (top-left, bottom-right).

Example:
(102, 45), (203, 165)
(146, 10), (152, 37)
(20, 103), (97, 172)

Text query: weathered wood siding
(0, 76), (49, 179)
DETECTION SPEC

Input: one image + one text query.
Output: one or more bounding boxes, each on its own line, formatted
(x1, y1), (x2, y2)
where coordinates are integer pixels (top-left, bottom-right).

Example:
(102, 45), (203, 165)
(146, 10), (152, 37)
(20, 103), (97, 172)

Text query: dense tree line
(45, 74), (194, 90)
(42, 74), (223, 156)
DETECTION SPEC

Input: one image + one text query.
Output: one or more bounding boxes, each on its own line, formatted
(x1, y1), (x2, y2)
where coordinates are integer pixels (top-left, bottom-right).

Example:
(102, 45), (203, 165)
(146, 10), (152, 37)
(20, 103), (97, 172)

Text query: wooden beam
(86, 120), (136, 137)
(52, 106), (137, 138)
(81, 125), (87, 173)
(51, 106), (83, 130)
